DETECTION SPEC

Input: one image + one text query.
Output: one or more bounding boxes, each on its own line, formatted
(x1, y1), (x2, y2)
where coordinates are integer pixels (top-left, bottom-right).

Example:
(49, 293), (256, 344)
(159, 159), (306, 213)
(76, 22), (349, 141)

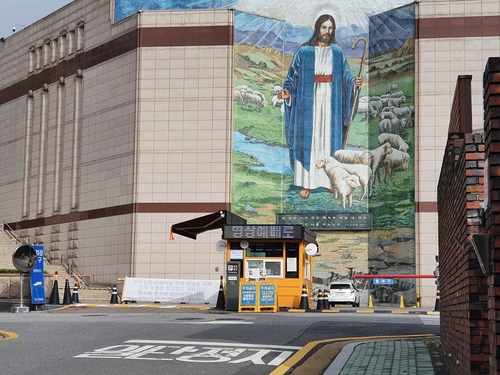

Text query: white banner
(121, 277), (220, 304)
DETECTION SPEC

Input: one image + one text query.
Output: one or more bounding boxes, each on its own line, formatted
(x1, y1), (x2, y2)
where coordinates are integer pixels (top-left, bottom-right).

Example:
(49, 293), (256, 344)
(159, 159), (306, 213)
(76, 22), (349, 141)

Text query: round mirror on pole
(11, 244), (37, 313)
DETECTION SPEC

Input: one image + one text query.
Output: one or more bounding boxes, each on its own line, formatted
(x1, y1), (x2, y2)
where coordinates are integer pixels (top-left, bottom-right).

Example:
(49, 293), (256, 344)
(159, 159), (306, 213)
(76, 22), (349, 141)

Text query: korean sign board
(30, 245), (46, 305)
(238, 283), (277, 313)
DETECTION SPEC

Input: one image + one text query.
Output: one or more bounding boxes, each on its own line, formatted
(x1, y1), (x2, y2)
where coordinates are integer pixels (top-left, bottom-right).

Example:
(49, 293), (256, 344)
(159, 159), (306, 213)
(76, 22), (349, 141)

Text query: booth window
(246, 259), (283, 277)
(246, 242), (283, 257)
(285, 242), (299, 278)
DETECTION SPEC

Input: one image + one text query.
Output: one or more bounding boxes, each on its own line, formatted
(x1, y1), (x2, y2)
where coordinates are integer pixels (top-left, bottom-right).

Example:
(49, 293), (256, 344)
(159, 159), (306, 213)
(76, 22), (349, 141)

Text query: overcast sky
(0, 0), (71, 39)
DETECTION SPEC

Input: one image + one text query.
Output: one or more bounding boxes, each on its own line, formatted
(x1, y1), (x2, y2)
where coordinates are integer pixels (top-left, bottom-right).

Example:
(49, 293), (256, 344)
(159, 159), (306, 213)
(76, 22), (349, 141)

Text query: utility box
(226, 261), (241, 311)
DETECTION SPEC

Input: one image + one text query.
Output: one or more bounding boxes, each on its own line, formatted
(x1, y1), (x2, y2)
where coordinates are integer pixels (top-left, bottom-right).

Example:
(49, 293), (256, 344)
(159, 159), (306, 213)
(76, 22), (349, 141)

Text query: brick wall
(438, 57), (500, 375)
(483, 57), (500, 375)
(438, 131), (488, 375)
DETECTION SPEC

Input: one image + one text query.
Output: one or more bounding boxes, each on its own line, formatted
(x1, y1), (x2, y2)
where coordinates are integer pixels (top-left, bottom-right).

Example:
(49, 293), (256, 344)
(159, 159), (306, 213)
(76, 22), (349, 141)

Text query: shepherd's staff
(343, 36), (368, 149)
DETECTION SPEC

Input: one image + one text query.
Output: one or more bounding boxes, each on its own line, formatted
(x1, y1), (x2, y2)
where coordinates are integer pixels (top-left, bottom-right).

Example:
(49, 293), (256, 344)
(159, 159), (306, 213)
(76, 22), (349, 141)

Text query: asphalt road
(0, 306), (440, 375)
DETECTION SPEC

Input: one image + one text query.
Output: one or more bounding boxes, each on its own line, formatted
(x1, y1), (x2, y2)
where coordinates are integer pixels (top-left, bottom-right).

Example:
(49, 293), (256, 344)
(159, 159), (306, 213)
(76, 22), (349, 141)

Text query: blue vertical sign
(30, 245), (46, 304)
(259, 284), (276, 306)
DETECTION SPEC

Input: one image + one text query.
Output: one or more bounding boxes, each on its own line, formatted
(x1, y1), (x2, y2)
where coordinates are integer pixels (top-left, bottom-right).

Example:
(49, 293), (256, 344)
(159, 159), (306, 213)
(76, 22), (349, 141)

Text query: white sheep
(233, 86), (268, 112)
(391, 106), (413, 127)
(376, 148), (411, 185)
(379, 110), (398, 121)
(272, 94), (284, 109)
(368, 142), (393, 190)
(316, 157), (361, 209)
(388, 83), (398, 93)
(323, 155), (372, 200)
(333, 149), (372, 165)
(378, 133), (409, 152)
(378, 117), (407, 135)
(389, 90), (405, 98)
(241, 91), (268, 111)
(357, 100), (378, 120)
(369, 99), (383, 118)
(387, 95), (406, 108)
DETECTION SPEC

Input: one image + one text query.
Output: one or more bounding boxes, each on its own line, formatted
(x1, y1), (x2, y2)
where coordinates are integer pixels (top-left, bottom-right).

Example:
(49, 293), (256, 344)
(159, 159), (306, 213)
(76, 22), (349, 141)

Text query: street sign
(30, 245), (46, 305)
(373, 278), (394, 285)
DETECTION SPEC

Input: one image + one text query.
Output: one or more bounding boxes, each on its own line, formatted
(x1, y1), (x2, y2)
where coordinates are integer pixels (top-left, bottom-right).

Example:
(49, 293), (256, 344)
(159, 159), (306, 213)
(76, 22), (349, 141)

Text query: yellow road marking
(0, 330), (19, 340)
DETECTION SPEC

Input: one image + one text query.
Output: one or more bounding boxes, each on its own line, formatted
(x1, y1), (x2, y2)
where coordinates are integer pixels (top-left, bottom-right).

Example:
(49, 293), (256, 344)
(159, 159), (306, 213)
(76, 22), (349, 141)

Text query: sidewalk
(324, 339), (437, 375)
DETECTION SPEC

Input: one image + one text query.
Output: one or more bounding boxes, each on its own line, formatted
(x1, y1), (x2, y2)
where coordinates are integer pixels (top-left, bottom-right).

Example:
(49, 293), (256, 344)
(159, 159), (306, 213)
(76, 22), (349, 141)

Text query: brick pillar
(483, 57), (500, 375)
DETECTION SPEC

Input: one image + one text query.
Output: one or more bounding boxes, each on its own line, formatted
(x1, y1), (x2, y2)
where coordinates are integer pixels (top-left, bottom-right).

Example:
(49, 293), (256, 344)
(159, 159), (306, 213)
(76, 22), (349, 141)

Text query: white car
(328, 281), (360, 307)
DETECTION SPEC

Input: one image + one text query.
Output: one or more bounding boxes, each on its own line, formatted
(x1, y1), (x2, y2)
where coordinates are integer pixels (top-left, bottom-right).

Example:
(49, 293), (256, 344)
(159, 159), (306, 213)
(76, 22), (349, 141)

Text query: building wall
(415, 0), (500, 306)
(0, 3), (235, 284)
(132, 10), (234, 280)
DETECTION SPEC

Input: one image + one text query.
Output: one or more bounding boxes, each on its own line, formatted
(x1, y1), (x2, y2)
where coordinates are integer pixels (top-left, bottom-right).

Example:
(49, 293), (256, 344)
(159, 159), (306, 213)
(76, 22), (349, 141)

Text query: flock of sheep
(316, 134), (410, 209)
(358, 83), (414, 136)
(233, 85), (268, 112)
(233, 82), (412, 210)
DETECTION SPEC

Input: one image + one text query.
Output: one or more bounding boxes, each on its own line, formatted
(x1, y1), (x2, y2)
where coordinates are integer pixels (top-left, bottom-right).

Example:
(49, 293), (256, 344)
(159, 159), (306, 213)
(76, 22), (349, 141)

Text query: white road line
(125, 340), (302, 350)
(419, 315), (440, 326)
(192, 320), (254, 325)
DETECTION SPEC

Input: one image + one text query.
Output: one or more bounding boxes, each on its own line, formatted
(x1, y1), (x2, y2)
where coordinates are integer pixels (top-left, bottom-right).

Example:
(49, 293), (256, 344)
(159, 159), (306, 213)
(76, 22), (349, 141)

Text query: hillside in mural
(369, 6), (415, 55)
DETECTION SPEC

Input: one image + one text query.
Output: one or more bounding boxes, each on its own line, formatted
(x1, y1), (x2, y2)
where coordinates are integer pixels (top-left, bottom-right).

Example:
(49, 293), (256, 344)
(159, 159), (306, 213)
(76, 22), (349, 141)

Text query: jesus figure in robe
(278, 14), (364, 199)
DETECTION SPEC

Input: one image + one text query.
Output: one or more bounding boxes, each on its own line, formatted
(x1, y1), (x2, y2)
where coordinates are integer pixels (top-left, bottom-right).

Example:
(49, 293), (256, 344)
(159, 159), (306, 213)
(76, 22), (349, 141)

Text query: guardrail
(55, 273), (95, 288)
(354, 274), (435, 279)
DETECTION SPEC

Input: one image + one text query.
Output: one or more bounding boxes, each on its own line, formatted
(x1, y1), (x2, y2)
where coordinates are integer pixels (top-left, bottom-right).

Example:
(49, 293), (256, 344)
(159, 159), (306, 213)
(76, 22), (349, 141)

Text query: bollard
(316, 290), (323, 310)
(110, 284), (119, 304)
(71, 283), (80, 303)
(368, 294), (374, 308)
(434, 292), (440, 312)
(322, 290), (329, 310)
(63, 278), (72, 305)
(299, 285), (309, 310)
(49, 271), (60, 305)
(416, 292), (421, 308)
(399, 295), (404, 308)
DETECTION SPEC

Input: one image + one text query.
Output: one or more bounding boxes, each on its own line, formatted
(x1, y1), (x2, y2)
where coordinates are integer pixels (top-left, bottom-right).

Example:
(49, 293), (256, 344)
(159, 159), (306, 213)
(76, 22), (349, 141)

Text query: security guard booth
(222, 224), (317, 310)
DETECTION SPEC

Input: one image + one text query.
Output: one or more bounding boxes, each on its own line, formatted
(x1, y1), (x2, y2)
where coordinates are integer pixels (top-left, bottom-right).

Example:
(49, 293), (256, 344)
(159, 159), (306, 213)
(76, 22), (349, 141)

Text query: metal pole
(19, 273), (23, 307)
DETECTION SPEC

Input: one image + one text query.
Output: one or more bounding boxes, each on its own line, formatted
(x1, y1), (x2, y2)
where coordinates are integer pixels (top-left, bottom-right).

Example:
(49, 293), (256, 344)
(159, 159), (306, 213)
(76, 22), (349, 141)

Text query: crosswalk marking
(419, 315), (440, 326)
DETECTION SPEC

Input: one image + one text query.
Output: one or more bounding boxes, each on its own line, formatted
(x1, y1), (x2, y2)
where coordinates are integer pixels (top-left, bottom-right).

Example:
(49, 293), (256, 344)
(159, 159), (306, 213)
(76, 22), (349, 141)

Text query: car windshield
(330, 284), (351, 290)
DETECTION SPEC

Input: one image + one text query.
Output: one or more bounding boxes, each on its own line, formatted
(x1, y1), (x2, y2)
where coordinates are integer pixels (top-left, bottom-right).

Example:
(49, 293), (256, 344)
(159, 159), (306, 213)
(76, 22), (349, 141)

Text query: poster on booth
(246, 268), (266, 282)
(30, 245), (46, 304)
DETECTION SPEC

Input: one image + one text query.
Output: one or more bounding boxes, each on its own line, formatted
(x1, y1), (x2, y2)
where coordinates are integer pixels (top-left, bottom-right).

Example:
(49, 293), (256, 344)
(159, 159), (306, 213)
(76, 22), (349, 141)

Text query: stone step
(51, 286), (113, 304)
